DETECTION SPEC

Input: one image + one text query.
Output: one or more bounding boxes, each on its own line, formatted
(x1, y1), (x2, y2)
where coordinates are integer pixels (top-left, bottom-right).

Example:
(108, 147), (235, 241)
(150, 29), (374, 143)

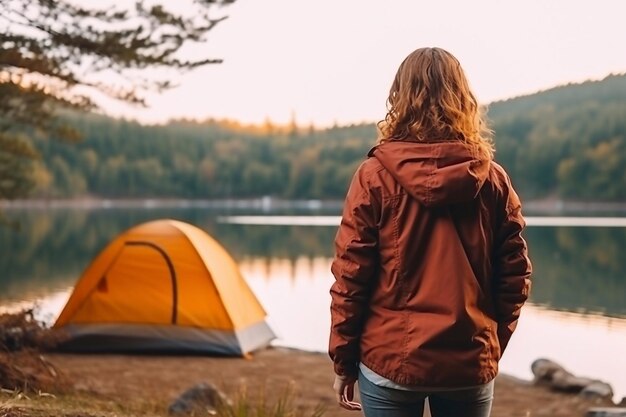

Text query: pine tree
(0, 0), (235, 201)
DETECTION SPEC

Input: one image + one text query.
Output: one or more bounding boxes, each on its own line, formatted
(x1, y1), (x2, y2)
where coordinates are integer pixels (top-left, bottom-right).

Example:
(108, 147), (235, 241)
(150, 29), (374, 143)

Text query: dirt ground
(0, 347), (616, 417)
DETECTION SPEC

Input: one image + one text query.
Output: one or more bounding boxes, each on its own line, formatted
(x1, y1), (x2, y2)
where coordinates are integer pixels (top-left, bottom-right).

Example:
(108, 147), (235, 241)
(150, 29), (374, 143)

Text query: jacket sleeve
(493, 176), (532, 354)
(329, 163), (379, 377)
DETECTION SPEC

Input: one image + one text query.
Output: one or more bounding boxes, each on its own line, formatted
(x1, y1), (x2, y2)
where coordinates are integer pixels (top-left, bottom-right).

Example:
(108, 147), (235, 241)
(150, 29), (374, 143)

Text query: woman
(329, 47), (532, 417)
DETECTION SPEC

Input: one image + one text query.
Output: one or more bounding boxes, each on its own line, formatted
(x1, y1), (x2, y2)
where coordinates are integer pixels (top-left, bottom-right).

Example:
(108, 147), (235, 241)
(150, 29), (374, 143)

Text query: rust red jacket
(329, 140), (532, 387)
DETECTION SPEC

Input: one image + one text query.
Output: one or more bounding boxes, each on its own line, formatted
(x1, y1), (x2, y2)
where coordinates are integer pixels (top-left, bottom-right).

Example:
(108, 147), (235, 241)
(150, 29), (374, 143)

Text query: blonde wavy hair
(377, 47), (494, 160)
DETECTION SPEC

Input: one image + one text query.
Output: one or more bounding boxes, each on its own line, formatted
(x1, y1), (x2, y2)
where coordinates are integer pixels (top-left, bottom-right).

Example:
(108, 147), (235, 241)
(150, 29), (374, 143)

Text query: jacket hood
(369, 140), (490, 207)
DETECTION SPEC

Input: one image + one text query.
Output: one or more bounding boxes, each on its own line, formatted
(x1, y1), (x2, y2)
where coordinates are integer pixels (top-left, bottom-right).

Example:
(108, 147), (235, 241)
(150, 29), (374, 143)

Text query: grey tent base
(56, 321), (276, 355)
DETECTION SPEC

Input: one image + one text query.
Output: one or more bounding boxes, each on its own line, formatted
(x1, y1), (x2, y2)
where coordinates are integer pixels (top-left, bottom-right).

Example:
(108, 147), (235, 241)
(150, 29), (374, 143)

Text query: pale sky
(102, 0), (626, 127)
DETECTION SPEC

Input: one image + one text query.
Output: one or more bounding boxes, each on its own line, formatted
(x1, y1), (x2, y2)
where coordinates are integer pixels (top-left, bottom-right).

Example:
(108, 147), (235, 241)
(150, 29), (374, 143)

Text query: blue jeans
(358, 370), (494, 417)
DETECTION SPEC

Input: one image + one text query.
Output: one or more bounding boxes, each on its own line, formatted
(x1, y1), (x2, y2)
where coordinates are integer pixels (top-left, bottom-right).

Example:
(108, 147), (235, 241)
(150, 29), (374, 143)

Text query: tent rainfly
(54, 219), (275, 355)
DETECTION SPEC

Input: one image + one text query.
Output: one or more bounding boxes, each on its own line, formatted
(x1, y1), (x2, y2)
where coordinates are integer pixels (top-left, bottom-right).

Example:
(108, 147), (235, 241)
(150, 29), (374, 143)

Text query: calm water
(1, 207), (625, 400)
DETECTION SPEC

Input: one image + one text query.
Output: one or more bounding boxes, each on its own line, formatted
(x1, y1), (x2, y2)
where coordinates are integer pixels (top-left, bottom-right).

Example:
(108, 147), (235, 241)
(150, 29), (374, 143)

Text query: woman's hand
(333, 374), (362, 411)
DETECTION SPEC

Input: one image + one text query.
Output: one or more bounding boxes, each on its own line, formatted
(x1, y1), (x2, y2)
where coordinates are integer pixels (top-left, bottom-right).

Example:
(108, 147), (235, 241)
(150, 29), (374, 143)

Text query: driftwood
(586, 408), (626, 417)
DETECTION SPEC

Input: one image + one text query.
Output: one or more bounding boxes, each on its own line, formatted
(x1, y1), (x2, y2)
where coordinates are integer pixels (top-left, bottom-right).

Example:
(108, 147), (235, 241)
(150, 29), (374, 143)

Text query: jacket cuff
(334, 361), (358, 378)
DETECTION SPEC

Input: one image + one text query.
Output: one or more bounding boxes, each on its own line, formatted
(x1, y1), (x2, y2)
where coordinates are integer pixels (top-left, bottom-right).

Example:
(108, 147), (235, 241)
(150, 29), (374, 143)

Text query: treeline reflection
(1, 209), (624, 317)
(524, 227), (626, 317)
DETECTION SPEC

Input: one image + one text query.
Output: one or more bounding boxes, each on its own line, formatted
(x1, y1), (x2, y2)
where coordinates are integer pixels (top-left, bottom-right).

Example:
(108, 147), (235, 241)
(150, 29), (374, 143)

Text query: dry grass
(0, 388), (162, 417)
(218, 385), (326, 417)
(0, 384), (327, 417)
(0, 309), (65, 353)
(0, 351), (70, 394)
(0, 310), (70, 394)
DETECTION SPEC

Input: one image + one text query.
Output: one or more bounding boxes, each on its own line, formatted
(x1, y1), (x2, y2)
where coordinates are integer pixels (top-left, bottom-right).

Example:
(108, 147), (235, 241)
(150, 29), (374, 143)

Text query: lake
(1, 205), (625, 401)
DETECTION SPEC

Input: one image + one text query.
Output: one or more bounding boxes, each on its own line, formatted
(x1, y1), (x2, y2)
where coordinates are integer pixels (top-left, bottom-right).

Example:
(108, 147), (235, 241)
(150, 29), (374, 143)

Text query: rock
(168, 382), (230, 415)
(531, 358), (614, 398)
(551, 371), (595, 393)
(586, 407), (626, 417)
(580, 381), (614, 400)
(531, 358), (567, 382)
(532, 358), (589, 392)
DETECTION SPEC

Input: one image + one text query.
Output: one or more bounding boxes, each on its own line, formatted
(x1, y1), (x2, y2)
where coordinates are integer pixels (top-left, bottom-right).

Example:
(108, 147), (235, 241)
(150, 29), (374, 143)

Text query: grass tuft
(218, 384), (326, 417)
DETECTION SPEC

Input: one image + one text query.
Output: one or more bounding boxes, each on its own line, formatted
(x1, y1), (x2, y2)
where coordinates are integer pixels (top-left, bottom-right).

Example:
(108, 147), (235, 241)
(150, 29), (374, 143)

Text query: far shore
(2, 197), (626, 214)
(0, 197), (342, 212)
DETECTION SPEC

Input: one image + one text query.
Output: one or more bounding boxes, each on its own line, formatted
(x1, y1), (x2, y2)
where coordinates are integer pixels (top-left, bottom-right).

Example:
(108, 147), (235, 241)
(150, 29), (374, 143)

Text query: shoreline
(0, 347), (618, 417)
(0, 197), (342, 212)
(2, 197), (626, 214)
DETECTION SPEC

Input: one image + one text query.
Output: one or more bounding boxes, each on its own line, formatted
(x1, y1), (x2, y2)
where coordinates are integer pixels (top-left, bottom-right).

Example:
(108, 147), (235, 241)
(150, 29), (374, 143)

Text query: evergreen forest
(19, 74), (626, 201)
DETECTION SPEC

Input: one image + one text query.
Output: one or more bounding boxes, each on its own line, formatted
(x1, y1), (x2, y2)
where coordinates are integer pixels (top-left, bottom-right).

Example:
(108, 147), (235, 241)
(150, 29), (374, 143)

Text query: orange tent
(54, 219), (274, 355)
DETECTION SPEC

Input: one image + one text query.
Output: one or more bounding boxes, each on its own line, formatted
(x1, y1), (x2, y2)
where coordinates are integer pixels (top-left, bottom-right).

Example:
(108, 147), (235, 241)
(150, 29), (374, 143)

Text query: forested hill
(489, 73), (626, 200)
(24, 73), (626, 201)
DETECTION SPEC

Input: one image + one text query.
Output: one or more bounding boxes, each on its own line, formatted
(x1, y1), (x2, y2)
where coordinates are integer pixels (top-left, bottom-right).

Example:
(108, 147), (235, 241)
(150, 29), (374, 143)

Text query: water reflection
(525, 227), (626, 316)
(1, 209), (625, 319)
(240, 256), (335, 351)
(0, 208), (336, 302)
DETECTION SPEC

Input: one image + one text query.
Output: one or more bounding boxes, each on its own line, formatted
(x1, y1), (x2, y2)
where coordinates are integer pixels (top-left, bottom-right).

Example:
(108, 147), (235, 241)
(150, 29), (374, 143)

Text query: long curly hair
(377, 47), (494, 160)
